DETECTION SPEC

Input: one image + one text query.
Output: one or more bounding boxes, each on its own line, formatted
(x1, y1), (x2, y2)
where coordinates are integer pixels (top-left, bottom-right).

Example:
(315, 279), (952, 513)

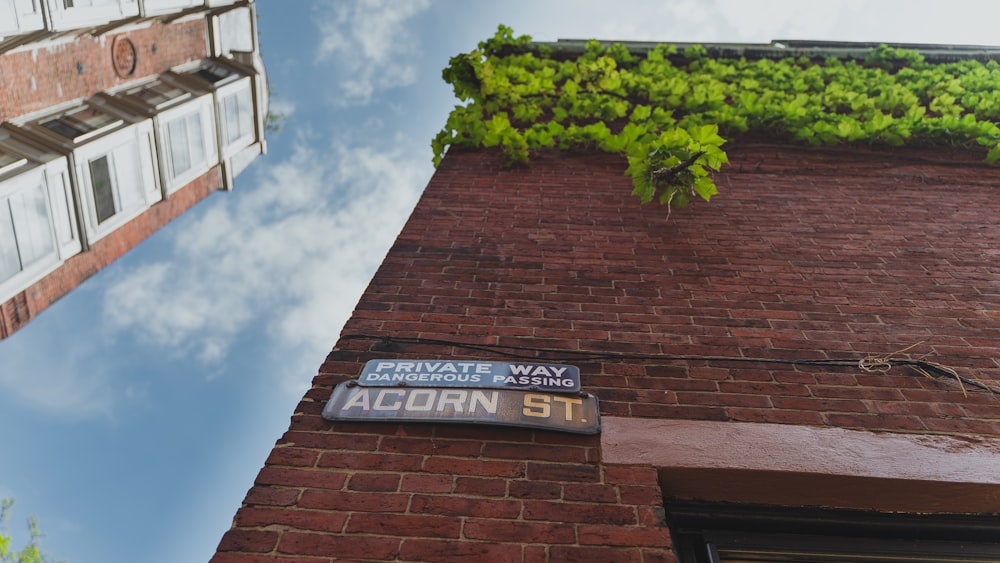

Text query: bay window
(0, 154), (79, 301)
(75, 122), (160, 239)
(159, 96), (216, 192)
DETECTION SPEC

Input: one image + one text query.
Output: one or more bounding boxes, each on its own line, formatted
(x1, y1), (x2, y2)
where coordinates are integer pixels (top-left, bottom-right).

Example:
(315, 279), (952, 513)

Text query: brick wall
(215, 144), (1000, 561)
(0, 18), (208, 122)
(0, 167), (220, 339)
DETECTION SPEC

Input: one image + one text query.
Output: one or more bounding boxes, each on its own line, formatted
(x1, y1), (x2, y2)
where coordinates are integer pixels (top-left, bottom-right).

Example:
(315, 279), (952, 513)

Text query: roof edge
(533, 38), (1000, 63)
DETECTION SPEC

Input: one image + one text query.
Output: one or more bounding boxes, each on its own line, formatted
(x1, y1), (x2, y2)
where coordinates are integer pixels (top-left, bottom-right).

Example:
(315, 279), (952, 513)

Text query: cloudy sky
(3, 1), (1000, 561)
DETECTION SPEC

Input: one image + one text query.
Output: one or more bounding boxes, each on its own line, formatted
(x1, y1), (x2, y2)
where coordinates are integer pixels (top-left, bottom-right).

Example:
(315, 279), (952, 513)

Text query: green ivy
(434, 26), (1000, 209)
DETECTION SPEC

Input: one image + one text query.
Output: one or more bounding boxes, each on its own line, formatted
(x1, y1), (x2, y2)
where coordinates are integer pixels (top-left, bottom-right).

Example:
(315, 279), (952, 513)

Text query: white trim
(601, 416), (1000, 513)
(73, 120), (160, 242)
(601, 416), (1000, 483)
(155, 93), (217, 193)
(0, 157), (79, 303)
(43, 0), (139, 32)
(0, 0), (45, 38)
(138, 0), (201, 18)
(215, 76), (254, 159)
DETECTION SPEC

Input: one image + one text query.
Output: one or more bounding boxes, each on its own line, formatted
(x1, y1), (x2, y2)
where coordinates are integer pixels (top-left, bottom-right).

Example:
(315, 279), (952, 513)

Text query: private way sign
(322, 381), (600, 434)
(357, 359), (580, 393)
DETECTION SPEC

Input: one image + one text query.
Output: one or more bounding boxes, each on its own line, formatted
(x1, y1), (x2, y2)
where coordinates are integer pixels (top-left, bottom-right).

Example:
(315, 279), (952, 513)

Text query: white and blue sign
(356, 359), (581, 393)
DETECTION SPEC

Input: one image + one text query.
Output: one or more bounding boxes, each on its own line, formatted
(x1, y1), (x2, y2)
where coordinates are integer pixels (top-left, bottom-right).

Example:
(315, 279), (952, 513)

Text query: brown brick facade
(215, 144), (1000, 561)
(0, 18), (208, 122)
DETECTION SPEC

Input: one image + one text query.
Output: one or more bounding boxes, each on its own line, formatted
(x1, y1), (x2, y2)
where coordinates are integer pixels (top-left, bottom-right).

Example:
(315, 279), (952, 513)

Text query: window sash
(8, 183), (54, 267)
(194, 63), (236, 85)
(0, 150), (26, 175)
(89, 155), (116, 224)
(222, 88), (252, 145)
(42, 105), (122, 142)
(167, 112), (205, 178)
(125, 79), (190, 110)
(0, 180), (56, 283)
(0, 203), (19, 282)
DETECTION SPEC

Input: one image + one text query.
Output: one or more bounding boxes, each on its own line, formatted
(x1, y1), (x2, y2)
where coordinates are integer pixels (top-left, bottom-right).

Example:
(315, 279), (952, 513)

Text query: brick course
(0, 18), (208, 122)
(216, 143), (1000, 561)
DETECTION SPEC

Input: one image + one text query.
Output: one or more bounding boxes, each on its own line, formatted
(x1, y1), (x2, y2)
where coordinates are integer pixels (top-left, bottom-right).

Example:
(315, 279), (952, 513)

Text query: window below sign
(668, 502), (1000, 563)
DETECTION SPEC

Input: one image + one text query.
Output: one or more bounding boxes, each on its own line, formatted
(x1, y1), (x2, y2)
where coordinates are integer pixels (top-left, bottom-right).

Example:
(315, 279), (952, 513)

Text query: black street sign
(322, 381), (600, 435)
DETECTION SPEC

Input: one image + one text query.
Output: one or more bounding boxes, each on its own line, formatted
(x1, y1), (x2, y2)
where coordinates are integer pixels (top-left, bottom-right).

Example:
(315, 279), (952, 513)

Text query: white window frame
(0, 157), (80, 302)
(0, 0), (45, 39)
(138, 0), (201, 17)
(209, 5), (253, 57)
(155, 93), (217, 193)
(74, 121), (161, 242)
(115, 77), (193, 112)
(215, 77), (255, 159)
(43, 0), (139, 32)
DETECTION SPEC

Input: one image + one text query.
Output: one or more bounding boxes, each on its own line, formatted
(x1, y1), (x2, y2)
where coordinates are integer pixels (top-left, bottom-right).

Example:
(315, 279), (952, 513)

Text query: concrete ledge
(601, 417), (1000, 513)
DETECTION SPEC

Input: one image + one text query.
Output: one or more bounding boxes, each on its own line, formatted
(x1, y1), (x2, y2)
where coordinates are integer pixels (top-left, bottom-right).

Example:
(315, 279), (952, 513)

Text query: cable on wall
(339, 333), (1000, 397)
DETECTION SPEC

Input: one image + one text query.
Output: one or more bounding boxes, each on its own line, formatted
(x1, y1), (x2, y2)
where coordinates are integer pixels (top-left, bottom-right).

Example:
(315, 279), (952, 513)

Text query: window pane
(42, 117), (85, 139)
(128, 80), (188, 108)
(168, 117), (192, 176)
(8, 183), (54, 268)
(0, 150), (26, 173)
(113, 143), (144, 213)
(0, 202), (21, 282)
(195, 63), (235, 84)
(49, 173), (74, 246)
(223, 90), (252, 144)
(224, 94), (240, 143)
(188, 112), (205, 165)
(238, 89), (252, 138)
(65, 106), (118, 132)
(43, 106), (118, 140)
(89, 155), (116, 224)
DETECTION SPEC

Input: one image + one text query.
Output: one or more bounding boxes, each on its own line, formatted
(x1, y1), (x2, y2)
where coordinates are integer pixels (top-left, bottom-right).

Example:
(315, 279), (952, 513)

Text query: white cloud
(102, 136), (430, 393)
(529, 0), (1000, 46)
(313, 0), (431, 105)
(267, 96), (296, 120)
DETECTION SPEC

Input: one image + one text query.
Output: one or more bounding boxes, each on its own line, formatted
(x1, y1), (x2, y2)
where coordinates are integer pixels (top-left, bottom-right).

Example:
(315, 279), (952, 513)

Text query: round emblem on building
(112, 37), (137, 78)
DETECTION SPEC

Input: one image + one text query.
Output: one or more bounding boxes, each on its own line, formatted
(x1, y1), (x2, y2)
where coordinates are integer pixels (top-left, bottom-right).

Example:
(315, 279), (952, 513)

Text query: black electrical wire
(339, 333), (1000, 397)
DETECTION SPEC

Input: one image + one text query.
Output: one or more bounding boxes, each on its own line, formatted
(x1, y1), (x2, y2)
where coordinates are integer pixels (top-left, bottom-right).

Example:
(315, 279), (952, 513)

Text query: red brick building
(0, 0), (267, 338)
(215, 41), (1000, 562)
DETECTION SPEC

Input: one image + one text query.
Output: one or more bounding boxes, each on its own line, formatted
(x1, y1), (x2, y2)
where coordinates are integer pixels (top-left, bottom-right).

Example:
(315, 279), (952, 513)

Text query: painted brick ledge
(603, 415), (1000, 513)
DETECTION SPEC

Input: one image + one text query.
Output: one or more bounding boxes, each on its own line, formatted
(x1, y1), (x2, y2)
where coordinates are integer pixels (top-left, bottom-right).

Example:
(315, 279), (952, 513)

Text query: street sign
(355, 359), (581, 393)
(322, 381), (600, 435)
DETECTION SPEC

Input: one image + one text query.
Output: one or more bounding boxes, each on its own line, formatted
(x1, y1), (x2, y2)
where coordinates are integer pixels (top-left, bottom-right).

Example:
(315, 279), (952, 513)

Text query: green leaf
(986, 143), (1000, 164)
(693, 177), (719, 201)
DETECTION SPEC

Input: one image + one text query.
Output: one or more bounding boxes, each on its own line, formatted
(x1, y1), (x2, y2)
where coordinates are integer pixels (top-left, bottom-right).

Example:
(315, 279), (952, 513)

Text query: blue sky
(3, 1), (1000, 561)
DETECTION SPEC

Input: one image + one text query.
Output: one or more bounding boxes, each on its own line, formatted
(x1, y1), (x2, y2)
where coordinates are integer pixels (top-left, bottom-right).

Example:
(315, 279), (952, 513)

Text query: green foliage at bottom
(1, 499), (49, 563)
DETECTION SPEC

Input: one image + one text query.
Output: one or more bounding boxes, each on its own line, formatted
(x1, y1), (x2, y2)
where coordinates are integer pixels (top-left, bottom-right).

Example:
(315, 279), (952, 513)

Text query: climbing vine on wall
(433, 26), (1000, 209)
